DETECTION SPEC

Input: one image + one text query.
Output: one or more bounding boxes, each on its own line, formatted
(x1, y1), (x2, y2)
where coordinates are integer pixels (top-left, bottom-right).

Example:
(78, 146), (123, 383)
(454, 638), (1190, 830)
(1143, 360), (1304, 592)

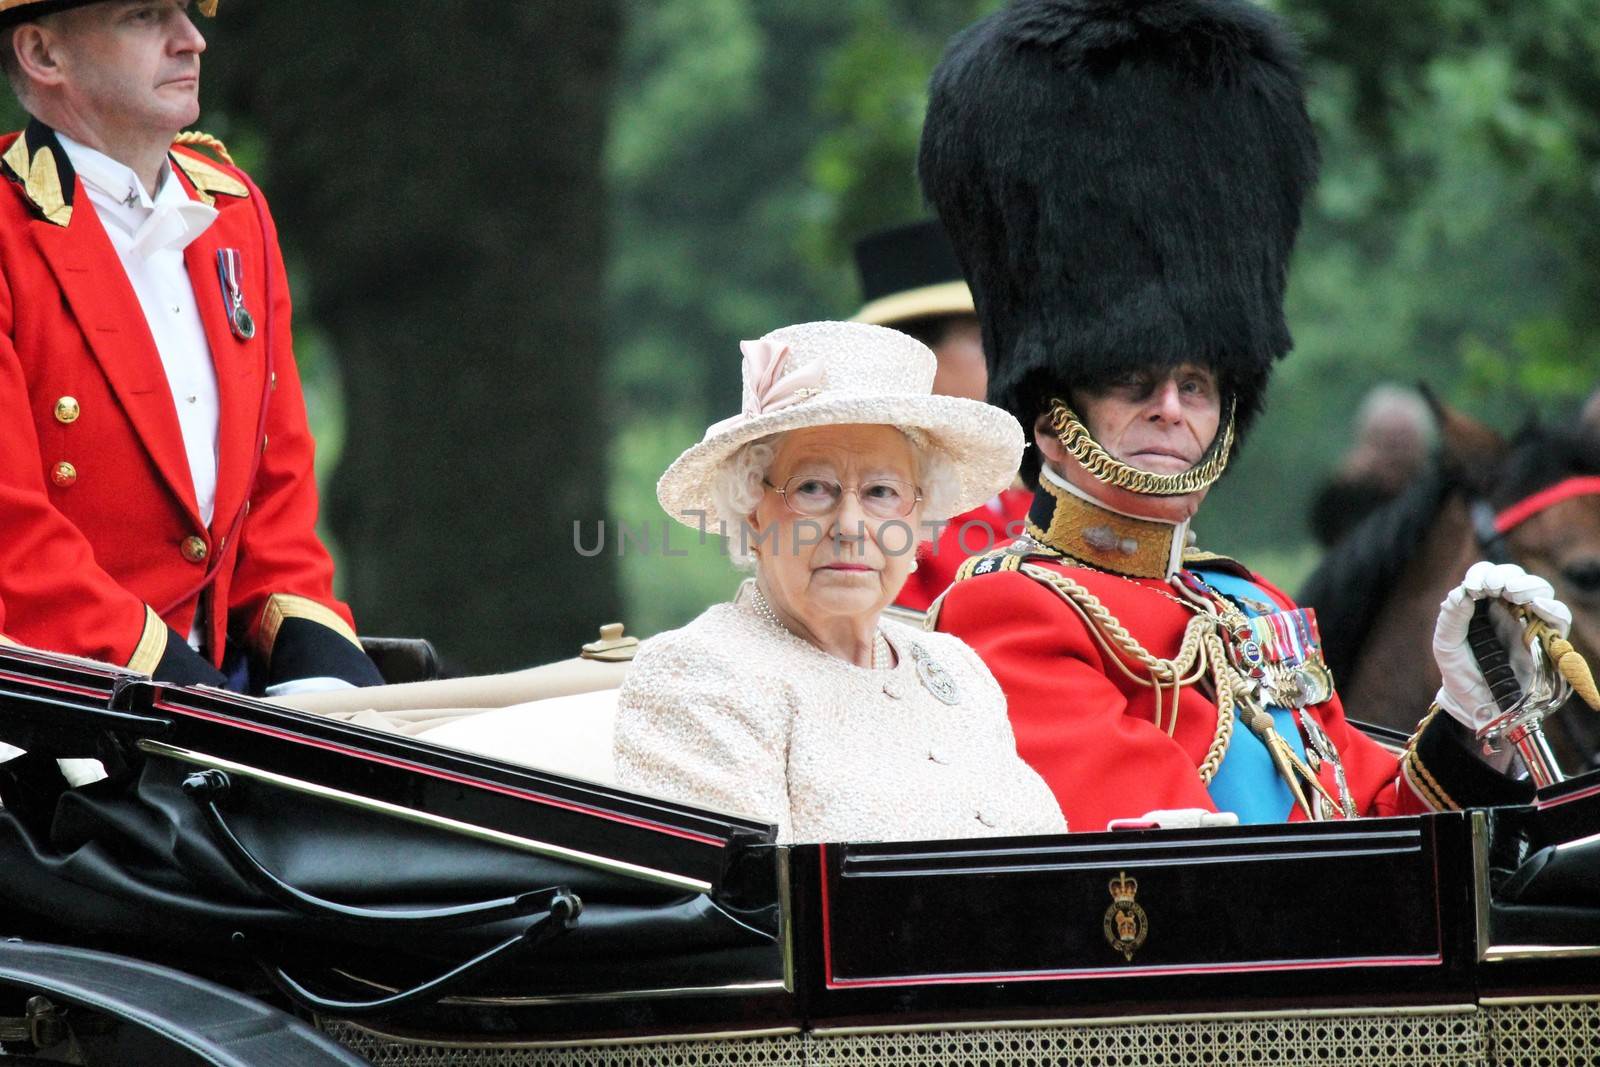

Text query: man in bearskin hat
(919, 0), (1570, 830)
(0, 0), (382, 693)
(851, 218), (1031, 612)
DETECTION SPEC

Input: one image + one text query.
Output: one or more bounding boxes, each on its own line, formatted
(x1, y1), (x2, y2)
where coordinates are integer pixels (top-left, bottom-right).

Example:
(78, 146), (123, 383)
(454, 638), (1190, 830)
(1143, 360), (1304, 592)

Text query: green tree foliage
(1213, 0), (1600, 566)
(607, 0), (855, 634)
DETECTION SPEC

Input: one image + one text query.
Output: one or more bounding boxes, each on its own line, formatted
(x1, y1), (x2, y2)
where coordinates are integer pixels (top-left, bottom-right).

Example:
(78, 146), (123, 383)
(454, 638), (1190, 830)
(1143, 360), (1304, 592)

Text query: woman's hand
(1432, 561), (1572, 732)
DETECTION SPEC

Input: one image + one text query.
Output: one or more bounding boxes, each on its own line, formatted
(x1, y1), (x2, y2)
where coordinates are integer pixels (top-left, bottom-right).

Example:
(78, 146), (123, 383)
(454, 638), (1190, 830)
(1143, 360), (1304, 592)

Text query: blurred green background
(9, 0), (1597, 667)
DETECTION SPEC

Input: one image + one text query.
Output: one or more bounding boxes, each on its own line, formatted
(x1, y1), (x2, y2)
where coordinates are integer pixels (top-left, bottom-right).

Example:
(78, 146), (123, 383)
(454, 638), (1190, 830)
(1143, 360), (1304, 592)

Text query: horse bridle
(1470, 475), (1600, 768)
(1470, 476), (1600, 564)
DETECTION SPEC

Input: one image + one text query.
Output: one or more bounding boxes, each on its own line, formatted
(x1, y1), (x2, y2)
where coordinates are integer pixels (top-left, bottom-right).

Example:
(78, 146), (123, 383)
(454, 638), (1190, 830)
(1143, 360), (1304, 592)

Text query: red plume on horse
(1301, 397), (1600, 772)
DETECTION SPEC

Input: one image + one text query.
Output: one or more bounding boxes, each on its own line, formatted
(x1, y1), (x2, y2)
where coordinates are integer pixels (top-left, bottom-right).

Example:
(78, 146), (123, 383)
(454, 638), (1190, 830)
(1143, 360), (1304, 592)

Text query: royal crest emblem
(1102, 871), (1148, 962)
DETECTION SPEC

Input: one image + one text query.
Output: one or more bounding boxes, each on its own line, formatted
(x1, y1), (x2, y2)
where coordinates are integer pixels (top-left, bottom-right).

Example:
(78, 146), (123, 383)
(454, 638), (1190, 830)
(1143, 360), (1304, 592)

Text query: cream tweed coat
(614, 582), (1066, 843)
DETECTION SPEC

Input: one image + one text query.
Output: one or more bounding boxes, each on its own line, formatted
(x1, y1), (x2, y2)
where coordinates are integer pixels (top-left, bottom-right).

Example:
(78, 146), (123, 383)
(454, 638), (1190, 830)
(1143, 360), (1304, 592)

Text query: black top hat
(852, 219), (975, 327)
(919, 0), (1320, 486)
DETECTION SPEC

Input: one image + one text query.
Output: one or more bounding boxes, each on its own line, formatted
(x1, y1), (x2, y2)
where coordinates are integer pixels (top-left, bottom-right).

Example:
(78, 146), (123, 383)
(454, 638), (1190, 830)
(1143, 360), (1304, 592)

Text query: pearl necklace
(750, 583), (891, 670)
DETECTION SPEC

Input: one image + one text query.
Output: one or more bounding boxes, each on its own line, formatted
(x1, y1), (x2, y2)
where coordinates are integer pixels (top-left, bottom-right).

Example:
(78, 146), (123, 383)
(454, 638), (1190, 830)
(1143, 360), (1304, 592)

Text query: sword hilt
(1468, 599), (1523, 715)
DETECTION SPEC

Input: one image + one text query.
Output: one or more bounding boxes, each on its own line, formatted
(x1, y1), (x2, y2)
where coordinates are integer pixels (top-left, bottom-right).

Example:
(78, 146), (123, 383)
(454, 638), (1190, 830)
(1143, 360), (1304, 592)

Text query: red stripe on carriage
(821, 952), (1445, 988)
(0, 669), (113, 701)
(156, 700), (730, 847)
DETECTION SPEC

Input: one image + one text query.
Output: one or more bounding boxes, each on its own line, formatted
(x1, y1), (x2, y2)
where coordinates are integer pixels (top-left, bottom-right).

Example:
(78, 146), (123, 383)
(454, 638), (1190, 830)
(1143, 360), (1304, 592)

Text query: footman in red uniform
(0, 0), (382, 693)
(918, 0), (1570, 830)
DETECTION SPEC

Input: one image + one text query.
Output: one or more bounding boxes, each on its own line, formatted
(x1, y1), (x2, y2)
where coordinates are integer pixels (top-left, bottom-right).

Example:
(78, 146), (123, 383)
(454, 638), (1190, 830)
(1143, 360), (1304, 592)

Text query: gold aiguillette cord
(1515, 608), (1600, 711)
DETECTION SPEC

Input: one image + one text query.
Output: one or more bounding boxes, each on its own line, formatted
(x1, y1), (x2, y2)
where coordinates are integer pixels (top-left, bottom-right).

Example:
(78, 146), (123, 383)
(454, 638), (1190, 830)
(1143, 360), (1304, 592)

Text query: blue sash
(1193, 568), (1310, 825)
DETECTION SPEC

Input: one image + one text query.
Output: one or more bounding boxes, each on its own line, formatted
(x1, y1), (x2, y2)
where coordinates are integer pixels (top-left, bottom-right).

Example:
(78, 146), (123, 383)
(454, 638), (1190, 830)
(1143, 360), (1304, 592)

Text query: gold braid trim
(127, 606), (169, 676)
(1019, 563), (1234, 784)
(1048, 398), (1235, 496)
(173, 130), (235, 166)
(1400, 705), (1459, 812)
(256, 594), (363, 658)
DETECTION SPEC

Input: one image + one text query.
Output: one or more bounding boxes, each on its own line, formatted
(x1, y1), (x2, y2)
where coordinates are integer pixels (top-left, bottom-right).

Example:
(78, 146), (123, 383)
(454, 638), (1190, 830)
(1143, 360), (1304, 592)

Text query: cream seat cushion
(415, 688), (621, 785)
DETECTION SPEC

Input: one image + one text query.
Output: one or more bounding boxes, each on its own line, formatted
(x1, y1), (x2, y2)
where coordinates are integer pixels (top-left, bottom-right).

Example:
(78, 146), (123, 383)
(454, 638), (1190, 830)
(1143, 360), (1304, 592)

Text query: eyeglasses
(764, 476), (922, 520)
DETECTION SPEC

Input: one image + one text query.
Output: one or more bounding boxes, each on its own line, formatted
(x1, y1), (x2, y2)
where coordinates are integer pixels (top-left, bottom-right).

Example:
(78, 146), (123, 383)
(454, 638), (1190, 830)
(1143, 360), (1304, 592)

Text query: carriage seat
(275, 625), (638, 785)
(416, 689), (622, 785)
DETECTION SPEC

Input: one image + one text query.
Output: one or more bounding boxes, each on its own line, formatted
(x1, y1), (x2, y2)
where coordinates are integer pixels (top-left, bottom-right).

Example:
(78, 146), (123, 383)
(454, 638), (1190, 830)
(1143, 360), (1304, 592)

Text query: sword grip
(1468, 599), (1523, 715)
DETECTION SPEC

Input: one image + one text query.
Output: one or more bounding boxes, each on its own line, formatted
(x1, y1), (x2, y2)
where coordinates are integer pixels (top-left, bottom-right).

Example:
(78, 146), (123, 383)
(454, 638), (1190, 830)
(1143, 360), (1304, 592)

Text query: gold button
(50, 461), (77, 487)
(53, 396), (80, 424)
(180, 535), (208, 564)
(261, 434), (269, 453)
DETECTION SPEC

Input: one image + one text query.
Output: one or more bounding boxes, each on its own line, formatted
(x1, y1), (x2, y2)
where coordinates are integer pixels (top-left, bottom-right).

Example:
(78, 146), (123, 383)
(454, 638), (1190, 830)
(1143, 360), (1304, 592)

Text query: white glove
(1108, 809), (1241, 831)
(1433, 561), (1572, 732)
(264, 676), (359, 698)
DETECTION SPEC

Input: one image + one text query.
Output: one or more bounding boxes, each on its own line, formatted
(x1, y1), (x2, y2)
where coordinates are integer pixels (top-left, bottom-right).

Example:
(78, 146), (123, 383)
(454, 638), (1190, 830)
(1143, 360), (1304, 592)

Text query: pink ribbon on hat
(739, 339), (825, 416)
(703, 339), (827, 438)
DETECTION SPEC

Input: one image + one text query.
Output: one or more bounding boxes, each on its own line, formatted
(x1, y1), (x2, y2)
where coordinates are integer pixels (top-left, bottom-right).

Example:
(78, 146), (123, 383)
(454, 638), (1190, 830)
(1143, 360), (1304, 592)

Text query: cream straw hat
(656, 321), (1023, 528)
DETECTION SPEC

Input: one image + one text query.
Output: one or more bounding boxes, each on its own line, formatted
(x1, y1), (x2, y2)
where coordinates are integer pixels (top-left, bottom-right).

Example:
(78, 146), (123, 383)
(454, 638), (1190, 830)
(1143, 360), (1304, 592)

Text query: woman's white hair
(709, 429), (963, 568)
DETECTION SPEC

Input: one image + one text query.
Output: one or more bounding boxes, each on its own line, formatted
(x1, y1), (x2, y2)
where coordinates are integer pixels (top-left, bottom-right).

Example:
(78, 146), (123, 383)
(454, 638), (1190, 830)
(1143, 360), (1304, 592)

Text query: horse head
(1302, 395), (1600, 772)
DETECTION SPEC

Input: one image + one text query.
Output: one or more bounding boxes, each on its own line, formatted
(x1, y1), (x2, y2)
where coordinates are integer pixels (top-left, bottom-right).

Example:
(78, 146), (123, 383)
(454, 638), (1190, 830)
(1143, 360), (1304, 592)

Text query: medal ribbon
(215, 248), (253, 340)
(1182, 569), (1345, 820)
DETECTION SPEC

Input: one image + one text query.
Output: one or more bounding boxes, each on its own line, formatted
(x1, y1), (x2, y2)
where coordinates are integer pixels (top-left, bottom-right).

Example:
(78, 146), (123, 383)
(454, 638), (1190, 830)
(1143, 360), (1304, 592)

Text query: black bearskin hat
(918, 0), (1319, 487)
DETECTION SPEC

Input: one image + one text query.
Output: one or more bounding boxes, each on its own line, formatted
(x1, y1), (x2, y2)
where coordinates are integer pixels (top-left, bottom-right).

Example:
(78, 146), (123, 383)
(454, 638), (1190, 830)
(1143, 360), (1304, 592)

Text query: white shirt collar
(55, 132), (167, 210)
(56, 132), (217, 255)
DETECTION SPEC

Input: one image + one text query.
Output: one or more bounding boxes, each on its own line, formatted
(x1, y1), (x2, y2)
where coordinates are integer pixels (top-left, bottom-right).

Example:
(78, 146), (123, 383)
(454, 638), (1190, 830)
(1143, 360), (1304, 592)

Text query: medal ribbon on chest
(1175, 571), (1351, 820)
(215, 248), (257, 341)
(1223, 608), (1334, 709)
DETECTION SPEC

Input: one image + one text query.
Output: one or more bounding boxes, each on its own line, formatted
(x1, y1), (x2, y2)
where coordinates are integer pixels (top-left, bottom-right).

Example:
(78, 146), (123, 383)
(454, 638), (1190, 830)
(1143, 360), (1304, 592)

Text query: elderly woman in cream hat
(614, 321), (1065, 843)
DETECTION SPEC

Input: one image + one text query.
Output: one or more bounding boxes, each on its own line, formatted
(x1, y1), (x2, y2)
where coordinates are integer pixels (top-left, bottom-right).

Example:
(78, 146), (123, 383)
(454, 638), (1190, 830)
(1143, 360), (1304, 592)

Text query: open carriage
(0, 638), (1597, 1067)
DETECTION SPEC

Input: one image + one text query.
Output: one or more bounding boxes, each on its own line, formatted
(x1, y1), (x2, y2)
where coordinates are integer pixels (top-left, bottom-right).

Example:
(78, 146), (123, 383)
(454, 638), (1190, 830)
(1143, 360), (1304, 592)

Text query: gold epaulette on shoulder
(954, 548), (1025, 583)
(927, 548), (1028, 630)
(2, 133), (71, 226)
(171, 132), (248, 205)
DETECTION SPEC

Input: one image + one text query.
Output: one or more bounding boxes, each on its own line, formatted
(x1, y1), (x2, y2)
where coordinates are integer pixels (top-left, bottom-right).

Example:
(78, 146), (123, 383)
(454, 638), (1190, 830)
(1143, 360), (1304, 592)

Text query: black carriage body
(1, 645), (1597, 1062)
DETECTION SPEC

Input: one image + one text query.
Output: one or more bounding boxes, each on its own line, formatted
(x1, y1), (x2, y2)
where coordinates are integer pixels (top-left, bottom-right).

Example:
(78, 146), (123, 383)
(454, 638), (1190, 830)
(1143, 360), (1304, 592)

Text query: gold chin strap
(1047, 397), (1236, 497)
(198, 0), (218, 15)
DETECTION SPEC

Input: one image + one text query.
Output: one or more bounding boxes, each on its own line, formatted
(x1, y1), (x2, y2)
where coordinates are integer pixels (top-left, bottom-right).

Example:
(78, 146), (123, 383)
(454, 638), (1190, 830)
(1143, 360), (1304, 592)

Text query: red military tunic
(896, 487), (1031, 611)
(932, 481), (1528, 831)
(0, 121), (375, 685)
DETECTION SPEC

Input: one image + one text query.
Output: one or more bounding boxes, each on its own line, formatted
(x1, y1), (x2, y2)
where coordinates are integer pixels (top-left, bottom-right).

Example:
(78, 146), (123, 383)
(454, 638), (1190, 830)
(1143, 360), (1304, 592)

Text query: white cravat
(58, 134), (221, 649)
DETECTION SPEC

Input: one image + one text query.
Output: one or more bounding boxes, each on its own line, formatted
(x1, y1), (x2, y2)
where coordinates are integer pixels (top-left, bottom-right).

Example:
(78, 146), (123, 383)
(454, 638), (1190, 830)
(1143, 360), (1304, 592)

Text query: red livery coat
(0, 125), (362, 677)
(933, 555), (1448, 831)
(896, 488), (1031, 611)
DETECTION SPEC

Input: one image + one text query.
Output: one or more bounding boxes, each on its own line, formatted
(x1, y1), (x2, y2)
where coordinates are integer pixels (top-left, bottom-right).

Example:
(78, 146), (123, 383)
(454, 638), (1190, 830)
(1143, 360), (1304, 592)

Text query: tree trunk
(211, 4), (624, 672)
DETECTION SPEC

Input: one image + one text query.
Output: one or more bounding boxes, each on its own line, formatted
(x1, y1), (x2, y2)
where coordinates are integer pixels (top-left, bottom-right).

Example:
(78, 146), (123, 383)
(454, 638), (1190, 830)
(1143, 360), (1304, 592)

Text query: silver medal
(232, 304), (256, 340)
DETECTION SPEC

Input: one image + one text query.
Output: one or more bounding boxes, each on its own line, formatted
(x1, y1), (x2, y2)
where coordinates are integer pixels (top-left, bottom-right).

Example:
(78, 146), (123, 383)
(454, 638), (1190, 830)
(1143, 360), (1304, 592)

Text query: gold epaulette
(953, 548), (1024, 583)
(171, 132), (248, 205)
(2, 132), (71, 226)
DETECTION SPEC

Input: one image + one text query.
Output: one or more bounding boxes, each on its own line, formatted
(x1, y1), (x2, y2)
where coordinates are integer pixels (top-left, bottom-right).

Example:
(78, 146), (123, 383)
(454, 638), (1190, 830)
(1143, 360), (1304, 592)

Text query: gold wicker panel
(809, 1014), (1486, 1067)
(324, 1011), (1489, 1067)
(321, 1025), (807, 1067)
(1485, 1000), (1600, 1067)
